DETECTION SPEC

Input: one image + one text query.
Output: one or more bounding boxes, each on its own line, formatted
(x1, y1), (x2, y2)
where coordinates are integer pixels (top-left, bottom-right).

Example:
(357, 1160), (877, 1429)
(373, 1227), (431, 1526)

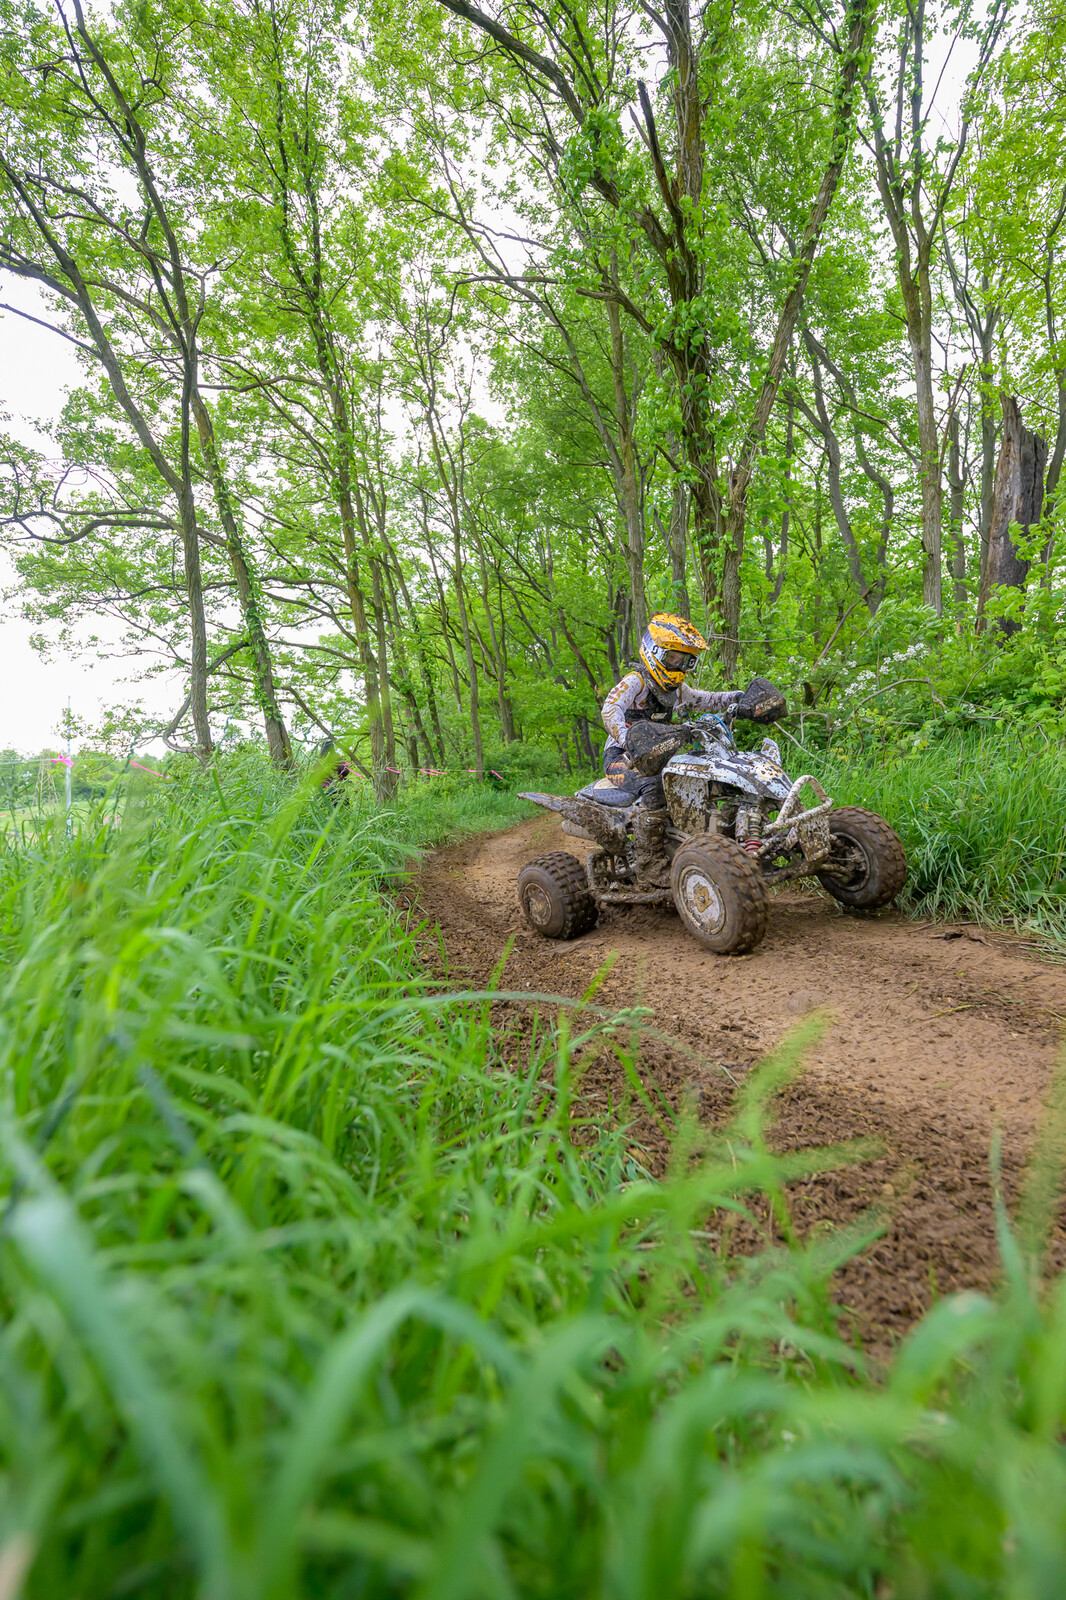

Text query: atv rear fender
(519, 791), (629, 850)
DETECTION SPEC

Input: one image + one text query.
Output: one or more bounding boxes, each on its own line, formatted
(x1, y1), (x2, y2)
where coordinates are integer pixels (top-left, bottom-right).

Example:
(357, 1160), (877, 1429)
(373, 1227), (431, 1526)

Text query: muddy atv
(517, 680), (907, 956)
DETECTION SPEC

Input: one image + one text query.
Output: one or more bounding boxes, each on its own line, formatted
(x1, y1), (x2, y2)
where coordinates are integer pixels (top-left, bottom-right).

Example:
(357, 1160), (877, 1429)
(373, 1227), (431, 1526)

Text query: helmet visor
(659, 648), (696, 671)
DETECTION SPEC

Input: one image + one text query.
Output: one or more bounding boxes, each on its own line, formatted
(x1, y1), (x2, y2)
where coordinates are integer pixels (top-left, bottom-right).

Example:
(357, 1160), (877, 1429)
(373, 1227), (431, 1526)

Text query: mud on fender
(518, 791), (628, 849)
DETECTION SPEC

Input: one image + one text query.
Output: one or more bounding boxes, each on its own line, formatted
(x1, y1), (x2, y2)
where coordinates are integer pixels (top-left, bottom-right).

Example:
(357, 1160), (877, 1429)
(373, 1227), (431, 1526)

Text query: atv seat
(576, 778), (639, 808)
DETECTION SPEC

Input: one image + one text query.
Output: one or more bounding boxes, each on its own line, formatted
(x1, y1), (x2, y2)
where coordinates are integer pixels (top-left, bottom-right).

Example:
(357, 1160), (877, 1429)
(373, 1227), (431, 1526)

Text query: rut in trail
(405, 814), (1066, 1351)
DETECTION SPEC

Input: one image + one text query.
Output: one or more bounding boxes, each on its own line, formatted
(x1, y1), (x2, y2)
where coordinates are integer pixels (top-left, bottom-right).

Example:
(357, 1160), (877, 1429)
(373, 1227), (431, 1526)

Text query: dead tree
(977, 396), (1047, 634)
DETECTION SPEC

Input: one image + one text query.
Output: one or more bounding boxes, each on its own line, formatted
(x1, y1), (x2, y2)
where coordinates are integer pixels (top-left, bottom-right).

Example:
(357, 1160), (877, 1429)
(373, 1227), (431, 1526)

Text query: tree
(977, 394), (1047, 632)
(0, 0), (292, 761)
(419, 0), (874, 673)
(859, 0), (1007, 615)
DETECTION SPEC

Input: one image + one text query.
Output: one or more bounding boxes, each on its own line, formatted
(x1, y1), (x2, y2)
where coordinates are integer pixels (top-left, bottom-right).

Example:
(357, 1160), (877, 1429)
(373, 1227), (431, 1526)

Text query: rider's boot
(631, 806), (670, 889)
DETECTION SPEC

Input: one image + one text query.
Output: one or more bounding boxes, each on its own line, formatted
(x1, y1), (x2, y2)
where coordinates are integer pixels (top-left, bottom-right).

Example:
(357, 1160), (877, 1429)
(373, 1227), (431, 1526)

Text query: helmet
(639, 613), (709, 693)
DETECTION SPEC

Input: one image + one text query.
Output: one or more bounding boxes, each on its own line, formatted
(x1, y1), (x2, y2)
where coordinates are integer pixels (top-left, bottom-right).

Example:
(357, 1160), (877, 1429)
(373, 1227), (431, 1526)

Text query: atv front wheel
(670, 837), (769, 955)
(816, 806), (907, 910)
(518, 852), (598, 939)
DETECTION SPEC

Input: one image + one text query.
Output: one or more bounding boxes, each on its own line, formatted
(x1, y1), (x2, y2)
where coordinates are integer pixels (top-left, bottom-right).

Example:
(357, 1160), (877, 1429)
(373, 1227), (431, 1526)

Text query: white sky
(0, 281), (184, 754)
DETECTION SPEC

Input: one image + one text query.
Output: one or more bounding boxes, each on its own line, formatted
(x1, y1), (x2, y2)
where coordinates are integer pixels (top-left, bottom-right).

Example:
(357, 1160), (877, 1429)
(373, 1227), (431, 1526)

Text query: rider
(601, 613), (741, 789)
(600, 613), (742, 885)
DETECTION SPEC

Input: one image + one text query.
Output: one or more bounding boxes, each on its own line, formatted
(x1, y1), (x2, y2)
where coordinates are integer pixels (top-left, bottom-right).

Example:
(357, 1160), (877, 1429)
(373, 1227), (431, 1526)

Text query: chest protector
(622, 670), (679, 729)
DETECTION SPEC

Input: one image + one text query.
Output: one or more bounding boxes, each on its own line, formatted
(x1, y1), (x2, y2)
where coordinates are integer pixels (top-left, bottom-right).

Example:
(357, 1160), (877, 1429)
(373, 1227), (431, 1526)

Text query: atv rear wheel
(518, 852), (598, 939)
(816, 806), (907, 910)
(670, 837), (769, 955)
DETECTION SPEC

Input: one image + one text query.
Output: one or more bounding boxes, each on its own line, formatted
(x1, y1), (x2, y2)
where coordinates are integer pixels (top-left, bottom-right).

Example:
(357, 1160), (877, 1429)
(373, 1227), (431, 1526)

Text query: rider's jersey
(601, 670), (740, 747)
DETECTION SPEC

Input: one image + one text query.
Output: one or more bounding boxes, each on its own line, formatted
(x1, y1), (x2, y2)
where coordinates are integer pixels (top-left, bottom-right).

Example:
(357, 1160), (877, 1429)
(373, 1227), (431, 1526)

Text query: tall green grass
(816, 731), (1066, 944)
(0, 762), (1065, 1597)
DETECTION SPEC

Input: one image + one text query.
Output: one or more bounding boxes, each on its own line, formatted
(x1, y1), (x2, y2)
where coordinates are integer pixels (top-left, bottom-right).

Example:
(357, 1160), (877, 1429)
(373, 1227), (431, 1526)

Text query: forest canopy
(1, 0), (1063, 786)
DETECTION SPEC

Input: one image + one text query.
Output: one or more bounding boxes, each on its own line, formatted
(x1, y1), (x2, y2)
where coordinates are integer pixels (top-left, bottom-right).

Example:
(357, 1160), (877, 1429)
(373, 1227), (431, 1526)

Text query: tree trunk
(771, 394), (794, 606)
(978, 365), (998, 578)
(607, 286), (647, 638)
(380, 523), (447, 765)
(473, 533), (515, 741)
(452, 531), (484, 781)
(370, 556), (399, 793)
(191, 393), (292, 765)
(175, 480), (213, 764)
(666, 476), (691, 617)
(339, 518), (387, 795)
(426, 536), (466, 716)
(380, 549), (442, 768)
(977, 396), (1047, 635)
(574, 716), (595, 767)
(906, 294), (944, 615)
(947, 409), (967, 615)
(802, 342), (877, 613)
(1039, 367), (1066, 587)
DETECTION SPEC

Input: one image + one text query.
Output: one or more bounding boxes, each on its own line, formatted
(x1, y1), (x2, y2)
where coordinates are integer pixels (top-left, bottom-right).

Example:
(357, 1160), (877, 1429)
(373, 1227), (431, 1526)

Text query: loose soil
(404, 815), (1066, 1351)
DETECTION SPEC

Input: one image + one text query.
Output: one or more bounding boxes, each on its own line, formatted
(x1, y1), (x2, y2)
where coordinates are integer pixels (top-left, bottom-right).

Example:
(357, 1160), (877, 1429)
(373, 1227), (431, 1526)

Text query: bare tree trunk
(978, 373), (998, 577)
(472, 532), (515, 741)
(422, 432), (484, 778)
(425, 536), (466, 715)
(908, 297), (944, 614)
(771, 393), (794, 606)
(342, 542), (388, 791)
(662, 475), (691, 616)
(176, 483), (213, 763)
(370, 557), (399, 789)
(452, 531), (484, 781)
(606, 283), (647, 637)
(801, 340), (879, 613)
(1039, 368), (1066, 588)
(191, 394), (291, 765)
(574, 716), (595, 767)
(947, 409), (968, 615)
(977, 396), (1047, 634)
(380, 550), (441, 768)
(381, 518), (447, 765)
(943, 249), (1000, 584)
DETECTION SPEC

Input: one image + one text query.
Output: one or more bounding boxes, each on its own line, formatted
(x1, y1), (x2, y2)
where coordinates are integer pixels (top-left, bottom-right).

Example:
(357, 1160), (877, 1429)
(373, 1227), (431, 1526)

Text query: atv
(517, 679), (907, 955)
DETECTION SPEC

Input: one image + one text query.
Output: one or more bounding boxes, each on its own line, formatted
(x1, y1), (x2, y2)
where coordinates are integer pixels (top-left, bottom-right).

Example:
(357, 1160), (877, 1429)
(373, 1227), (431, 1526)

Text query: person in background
(317, 737), (352, 800)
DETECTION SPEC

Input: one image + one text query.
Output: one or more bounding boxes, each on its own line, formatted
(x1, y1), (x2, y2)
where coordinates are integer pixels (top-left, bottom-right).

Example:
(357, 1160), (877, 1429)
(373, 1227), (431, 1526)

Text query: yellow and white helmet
(638, 613), (708, 693)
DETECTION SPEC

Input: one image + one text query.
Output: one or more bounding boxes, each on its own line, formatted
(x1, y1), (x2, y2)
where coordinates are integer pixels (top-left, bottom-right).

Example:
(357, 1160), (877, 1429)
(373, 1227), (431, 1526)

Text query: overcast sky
(1, 280), (185, 754)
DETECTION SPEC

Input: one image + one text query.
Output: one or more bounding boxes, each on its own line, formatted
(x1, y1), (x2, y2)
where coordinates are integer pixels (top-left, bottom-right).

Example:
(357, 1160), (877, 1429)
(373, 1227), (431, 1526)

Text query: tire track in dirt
(404, 815), (1066, 1349)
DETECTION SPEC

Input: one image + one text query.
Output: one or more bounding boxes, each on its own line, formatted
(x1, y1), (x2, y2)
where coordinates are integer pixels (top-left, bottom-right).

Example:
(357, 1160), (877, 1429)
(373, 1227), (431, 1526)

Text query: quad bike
(517, 679), (907, 956)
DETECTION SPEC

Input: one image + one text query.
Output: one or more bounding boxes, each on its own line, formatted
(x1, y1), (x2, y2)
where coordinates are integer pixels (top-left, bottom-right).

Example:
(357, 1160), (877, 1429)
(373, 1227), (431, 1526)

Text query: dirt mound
(405, 815), (1066, 1349)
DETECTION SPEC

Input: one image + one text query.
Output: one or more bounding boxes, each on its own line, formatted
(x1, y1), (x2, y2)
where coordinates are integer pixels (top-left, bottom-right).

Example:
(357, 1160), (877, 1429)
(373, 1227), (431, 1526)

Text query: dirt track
(406, 814), (1066, 1347)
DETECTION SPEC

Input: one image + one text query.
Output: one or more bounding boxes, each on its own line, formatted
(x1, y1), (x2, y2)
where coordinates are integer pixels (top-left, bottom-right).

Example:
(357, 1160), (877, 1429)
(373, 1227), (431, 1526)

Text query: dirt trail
(407, 815), (1066, 1346)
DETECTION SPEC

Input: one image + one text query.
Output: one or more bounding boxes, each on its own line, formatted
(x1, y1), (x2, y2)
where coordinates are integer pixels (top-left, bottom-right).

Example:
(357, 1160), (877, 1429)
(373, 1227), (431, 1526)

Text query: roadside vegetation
(822, 734), (1066, 946)
(0, 760), (1063, 1598)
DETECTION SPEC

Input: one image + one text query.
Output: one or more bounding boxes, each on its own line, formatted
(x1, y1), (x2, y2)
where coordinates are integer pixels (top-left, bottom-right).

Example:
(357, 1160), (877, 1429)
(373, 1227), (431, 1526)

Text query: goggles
(658, 648), (697, 671)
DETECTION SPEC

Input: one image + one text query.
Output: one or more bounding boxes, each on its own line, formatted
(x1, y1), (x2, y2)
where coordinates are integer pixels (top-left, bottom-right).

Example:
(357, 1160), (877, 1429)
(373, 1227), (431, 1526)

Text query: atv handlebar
(620, 698), (777, 771)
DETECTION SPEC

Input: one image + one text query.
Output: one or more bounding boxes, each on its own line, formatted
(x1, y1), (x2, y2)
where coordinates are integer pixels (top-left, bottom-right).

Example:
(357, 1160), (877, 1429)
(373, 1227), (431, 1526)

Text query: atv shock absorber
(734, 803), (764, 857)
